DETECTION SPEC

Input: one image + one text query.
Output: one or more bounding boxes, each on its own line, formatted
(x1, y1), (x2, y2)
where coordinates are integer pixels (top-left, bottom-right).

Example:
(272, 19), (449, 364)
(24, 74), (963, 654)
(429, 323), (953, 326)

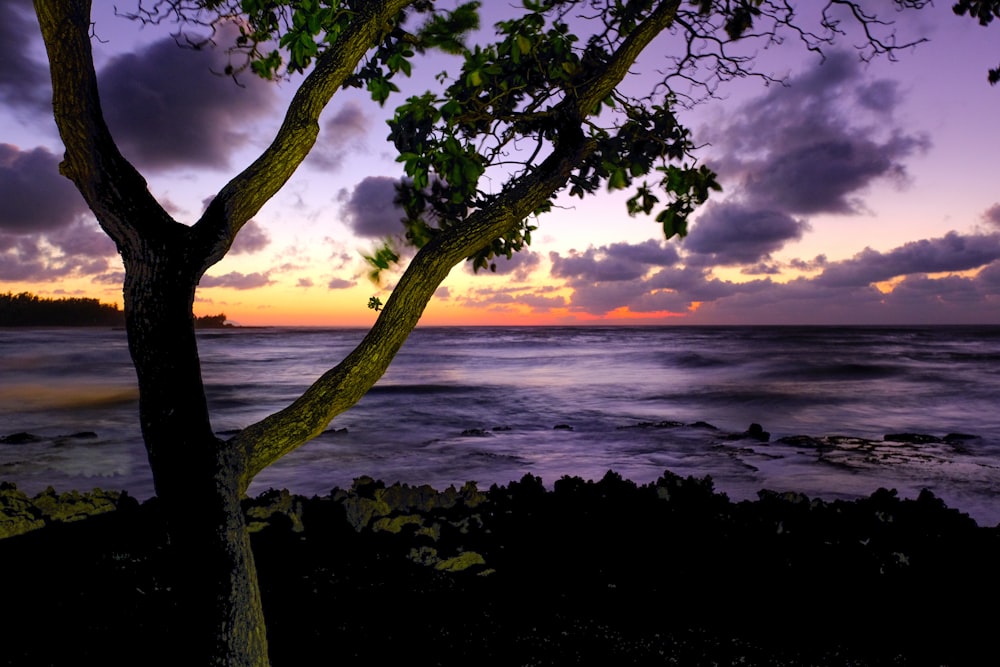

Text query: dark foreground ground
(2, 471), (998, 666)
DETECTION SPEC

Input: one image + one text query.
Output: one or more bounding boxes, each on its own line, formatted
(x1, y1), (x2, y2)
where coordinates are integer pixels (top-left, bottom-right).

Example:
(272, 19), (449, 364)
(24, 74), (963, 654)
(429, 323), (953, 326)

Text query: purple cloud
(815, 232), (1000, 288)
(200, 271), (272, 289)
(0, 0), (49, 112)
(0, 227), (118, 282)
(983, 204), (1000, 228)
(338, 176), (404, 237)
(683, 202), (808, 264)
(229, 220), (270, 255)
(309, 102), (372, 171)
(0, 144), (90, 233)
(327, 277), (354, 289)
(708, 50), (929, 216)
(550, 239), (680, 283)
(98, 26), (276, 171)
(546, 231), (1000, 323)
(466, 249), (541, 281)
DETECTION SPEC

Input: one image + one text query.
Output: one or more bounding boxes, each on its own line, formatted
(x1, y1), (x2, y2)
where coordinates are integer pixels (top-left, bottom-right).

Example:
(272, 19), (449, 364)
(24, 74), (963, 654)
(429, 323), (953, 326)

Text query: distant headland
(0, 292), (231, 328)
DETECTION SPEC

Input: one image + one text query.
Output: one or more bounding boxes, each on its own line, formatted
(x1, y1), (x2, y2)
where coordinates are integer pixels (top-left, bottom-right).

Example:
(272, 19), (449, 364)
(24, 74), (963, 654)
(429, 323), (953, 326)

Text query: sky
(2, 1), (1000, 326)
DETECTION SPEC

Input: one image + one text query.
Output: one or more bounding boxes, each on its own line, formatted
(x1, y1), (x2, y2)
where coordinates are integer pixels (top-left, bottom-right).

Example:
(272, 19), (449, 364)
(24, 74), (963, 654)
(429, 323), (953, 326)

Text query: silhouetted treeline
(0, 292), (231, 328)
(0, 292), (124, 326)
(194, 314), (232, 329)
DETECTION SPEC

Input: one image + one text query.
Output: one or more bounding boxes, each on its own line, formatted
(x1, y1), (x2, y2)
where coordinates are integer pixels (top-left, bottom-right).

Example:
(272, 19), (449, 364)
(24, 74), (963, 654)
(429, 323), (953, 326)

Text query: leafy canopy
(146, 0), (731, 274)
(132, 0), (995, 281)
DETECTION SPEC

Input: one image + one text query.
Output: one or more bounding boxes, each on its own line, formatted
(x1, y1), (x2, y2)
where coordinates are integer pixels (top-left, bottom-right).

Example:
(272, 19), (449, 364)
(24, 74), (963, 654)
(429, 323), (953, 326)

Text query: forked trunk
(123, 252), (269, 666)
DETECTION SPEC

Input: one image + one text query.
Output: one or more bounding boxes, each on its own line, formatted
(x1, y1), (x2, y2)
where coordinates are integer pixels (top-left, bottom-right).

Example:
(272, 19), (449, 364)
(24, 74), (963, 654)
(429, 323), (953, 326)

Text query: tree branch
(233, 0), (684, 486)
(191, 0), (414, 271)
(33, 0), (182, 256)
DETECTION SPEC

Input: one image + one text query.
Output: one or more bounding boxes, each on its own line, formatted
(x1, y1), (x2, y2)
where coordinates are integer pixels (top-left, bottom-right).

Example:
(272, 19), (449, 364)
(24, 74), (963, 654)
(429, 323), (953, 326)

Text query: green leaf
(608, 167), (628, 190)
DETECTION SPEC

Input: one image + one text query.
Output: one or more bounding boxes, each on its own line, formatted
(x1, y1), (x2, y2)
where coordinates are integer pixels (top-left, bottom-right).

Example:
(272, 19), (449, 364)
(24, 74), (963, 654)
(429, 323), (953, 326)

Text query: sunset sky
(2, 1), (999, 326)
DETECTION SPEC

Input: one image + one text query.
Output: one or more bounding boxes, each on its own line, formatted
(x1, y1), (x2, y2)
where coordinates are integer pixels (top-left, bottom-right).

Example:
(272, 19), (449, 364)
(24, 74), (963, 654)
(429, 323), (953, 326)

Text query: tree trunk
(123, 248), (269, 666)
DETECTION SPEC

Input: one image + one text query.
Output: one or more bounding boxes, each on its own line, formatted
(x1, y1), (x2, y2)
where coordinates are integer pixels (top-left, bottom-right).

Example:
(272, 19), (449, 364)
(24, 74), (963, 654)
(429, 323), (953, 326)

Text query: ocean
(2, 325), (999, 525)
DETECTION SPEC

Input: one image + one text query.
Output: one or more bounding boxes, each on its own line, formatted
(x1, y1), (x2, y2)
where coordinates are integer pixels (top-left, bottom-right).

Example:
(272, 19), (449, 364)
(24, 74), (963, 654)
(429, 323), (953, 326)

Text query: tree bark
(123, 248), (268, 665)
(31, 1), (409, 663)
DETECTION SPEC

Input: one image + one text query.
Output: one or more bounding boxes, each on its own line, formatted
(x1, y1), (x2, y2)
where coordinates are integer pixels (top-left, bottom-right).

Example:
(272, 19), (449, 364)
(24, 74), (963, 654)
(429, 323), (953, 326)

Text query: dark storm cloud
(98, 26), (276, 170)
(0, 0), (49, 112)
(200, 271), (272, 289)
(683, 202), (808, 264)
(549, 240), (679, 282)
(815, 232), (1000, 288)
(709, 50), (928, 216)
(0, 144), (90, 233)
(229, 220), (270, 255)
(339, 176), (404, 237)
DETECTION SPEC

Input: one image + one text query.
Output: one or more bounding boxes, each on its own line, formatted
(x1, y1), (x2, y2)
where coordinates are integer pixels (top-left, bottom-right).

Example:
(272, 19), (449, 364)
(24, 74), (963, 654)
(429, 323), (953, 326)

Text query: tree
(28, 0), (980, 664)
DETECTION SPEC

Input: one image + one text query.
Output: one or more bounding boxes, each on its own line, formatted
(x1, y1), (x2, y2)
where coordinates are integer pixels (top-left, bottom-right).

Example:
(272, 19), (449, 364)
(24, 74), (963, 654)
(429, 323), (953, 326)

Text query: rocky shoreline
(2, 470), (998, 666)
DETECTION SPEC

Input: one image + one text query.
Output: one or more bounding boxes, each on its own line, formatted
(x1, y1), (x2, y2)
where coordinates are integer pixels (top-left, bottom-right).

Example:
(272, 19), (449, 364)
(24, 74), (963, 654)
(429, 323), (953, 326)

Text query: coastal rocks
(727, 422), (769, 442)
(0, 432), (43, 445)
(0, 483), (132, 538)
(333, 476), (487, 531)
(884, 432), (981, 445)
(1, 430), (99, 445)
(31, 486), (128, 523)
(0, 483), (45, 538)
(326, 476), (491, 572)
(3, 470), (999, 665)
(243, 488), (305, 533)
(884, 432), (943, 444)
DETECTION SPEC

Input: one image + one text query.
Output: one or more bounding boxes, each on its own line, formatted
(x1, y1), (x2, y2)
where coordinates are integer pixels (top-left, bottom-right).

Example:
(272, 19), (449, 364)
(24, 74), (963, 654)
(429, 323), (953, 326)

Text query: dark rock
(461, 428), (492, 437)
(883, 433), (942, 444)
(618, 420), (684, 430)
(0, 484), (45, 538)
(553, 424), (573, 431)
(243, 488), (305, 533)
(31, 487), (126, 523)
(944, 432), (979, 442)
(724, 423), (770, 442)
(776, 435), (827, 448)
(1, 432), (43, 445)
(2, 472), (998, 666)
(687, 421), (719, 430)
